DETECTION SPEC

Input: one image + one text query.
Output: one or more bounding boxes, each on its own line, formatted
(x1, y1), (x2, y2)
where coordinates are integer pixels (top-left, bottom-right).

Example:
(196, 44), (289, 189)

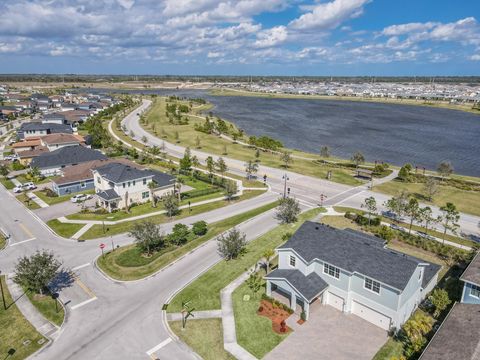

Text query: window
(97, 177), (101, 184)
(133, 180), (136, 186)
(128, 181), (131, 187)
(80, 182), (86, 188)
(324, 263), (340, 279)
(142, 191), (149, 199)
(289, 255), (296, 267)
(123, 183), (126, 188)
(364, 277), (381, 294)
(143, 178), (147, 185)
(471, 285), (480, 298)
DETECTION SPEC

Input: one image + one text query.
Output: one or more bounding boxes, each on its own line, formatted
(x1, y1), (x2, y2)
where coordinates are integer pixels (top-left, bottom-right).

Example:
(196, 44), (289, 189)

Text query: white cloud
(289, 0), (370, 31)
(382, 22), (437, 36)
(254, 26), (288, 48)
(470, 54), (480, 61)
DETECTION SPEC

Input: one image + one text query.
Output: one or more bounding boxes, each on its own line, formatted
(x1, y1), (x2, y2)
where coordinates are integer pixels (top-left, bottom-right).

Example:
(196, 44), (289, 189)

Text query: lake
(86, 88), (480, 176)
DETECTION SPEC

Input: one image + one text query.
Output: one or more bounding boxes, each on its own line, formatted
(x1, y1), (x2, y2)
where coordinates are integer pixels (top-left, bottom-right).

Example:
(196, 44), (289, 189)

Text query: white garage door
(352, 301), (391, 330)
(326, 292), (344, 311)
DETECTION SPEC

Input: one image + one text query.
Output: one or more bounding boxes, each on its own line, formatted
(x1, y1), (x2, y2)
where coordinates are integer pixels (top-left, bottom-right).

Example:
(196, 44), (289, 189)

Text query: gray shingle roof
(95, 162), (175, 187)
(31, 146), (107, 169)
(419, 303), (480, 360)
(460, 252), (480, 286)
(96, 189), (121, 201)
(265, 269), (329, 302)
(278, 222), (424, 290)
(19, 122), (72, 133)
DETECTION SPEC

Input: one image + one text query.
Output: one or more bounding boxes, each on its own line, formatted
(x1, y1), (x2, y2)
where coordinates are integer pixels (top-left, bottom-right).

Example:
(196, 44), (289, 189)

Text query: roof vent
(315, 226), (319, 230)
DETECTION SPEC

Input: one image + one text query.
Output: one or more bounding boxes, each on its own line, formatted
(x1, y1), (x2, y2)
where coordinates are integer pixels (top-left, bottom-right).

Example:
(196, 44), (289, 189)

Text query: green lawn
(34, 189), (95, 206)
(321, 215), (362, 230)
(96, 201), (278, 280)
(372, 337), (404, 360)
(374, 180), (480, 217)
(167, 207), (323, 313)
(233, 280), (289, 359)
(143, 98), (361, 186)
(79, 190), (265, 240)
(15, 175), (50, 185)
(332, 206), (476, 248)
(0, 177), (14, 189)
(25, 290), (64, 327)
(46, 219), (84, 238)
(169, 319), (235, 360)
(16, 193), (41, 210)
(0, 276), (46, 360)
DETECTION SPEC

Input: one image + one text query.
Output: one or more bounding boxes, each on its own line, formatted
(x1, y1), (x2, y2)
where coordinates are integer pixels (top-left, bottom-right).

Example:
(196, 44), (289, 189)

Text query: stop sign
(99, 243), (106, 249)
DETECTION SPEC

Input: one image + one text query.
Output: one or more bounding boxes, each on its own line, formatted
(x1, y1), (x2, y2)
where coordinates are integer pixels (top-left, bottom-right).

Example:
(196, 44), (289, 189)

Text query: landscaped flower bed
(257, 298), (293, 334)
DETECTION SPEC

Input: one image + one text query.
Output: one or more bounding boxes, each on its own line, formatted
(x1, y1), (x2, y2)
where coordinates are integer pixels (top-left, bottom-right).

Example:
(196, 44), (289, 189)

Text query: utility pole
(0, 270), (6, 310)
(282, 174), (289, 199)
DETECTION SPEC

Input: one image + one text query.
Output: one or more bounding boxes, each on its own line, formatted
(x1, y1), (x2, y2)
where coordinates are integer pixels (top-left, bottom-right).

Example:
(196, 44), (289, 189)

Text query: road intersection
(0, 99), (478, 360)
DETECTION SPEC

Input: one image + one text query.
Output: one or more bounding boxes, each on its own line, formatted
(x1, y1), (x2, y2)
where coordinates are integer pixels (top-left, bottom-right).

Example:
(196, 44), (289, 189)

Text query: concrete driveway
(265, 306), (387, 360)
(35, 198), (97, 221)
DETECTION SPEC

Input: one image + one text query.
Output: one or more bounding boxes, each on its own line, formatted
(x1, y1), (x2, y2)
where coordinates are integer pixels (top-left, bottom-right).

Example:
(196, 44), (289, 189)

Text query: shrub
(42, 188), (58, 198)
(11, 161), (26, 171)
(192, 221), (208, 236)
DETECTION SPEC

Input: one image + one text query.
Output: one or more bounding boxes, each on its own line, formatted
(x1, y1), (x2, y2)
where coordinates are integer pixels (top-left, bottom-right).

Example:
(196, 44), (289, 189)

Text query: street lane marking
(74, 277), (97, 299)
(19, 223), (34, 238)
(146, 338), (172, 356)
(72, 263), (91, 271)
(70, 297), (97, 310)
(9, 237), (36, 246)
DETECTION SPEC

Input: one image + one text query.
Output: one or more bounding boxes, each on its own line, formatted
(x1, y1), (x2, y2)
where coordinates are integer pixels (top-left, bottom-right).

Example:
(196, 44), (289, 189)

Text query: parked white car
(13, 185), (23, 193)
(22, 182), (37, 190)
(71, 194), (93, 203)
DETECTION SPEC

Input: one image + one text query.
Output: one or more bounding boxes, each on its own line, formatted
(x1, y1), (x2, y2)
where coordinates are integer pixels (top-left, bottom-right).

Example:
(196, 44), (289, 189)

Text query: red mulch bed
(257, 299), (292, 334)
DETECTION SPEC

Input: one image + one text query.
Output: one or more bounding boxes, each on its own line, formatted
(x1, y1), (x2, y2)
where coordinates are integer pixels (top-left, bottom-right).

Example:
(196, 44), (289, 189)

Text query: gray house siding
(461, 282), (480, 304)
(52, 179), (94, 196)
(350, 273), (400, 311)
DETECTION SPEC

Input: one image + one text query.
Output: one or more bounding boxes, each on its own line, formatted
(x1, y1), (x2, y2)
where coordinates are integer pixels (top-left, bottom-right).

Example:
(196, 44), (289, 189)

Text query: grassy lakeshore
(210, 88), (480, 115)
(142, 97), (363, 186)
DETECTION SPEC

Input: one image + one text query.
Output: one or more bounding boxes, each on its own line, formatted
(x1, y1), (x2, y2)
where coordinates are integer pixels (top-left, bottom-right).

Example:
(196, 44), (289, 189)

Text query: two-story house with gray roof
(460, 251), (480, 304)
(265, 222), (440, 330)
(92, 162), (176, 212)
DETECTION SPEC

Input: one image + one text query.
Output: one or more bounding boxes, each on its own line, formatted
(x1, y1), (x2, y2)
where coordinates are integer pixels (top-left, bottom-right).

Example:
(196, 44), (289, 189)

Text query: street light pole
(282, 174), (289, 199)
(0, 270), (6, 310)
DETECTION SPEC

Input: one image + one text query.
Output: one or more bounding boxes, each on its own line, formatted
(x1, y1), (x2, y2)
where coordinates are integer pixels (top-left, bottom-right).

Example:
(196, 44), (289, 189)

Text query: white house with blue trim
(460, 252), (480, 304)
(265, 222), (440, 330)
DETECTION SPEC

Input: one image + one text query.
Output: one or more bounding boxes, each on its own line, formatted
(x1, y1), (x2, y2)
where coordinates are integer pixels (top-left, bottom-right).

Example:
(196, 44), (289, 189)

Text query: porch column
(266, 281), (272, 297)
(290, 292), (297, 311)
(303, 301), (310, 320)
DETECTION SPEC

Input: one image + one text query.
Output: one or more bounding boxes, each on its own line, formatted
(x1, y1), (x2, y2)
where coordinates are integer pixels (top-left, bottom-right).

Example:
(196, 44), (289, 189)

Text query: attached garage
(326, 292), (344, 311)
(352, 301), (391, 330)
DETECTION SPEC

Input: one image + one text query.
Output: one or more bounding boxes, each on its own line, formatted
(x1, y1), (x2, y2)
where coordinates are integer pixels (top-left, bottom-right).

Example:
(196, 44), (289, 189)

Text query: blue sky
(0, 0), (479, 75)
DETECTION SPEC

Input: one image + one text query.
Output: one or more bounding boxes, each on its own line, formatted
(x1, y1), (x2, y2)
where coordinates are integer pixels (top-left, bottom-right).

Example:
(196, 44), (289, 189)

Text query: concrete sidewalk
(6, 277), (60, 340)
(221, 269), (257, 360)
(166, 310), (222, 321)
(27, 192), (49, 208)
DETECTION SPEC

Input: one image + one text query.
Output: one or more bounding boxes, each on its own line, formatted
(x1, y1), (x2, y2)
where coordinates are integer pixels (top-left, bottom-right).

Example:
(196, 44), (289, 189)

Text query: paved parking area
(265, 306), (387, 360)
(35, 198), (97, 221)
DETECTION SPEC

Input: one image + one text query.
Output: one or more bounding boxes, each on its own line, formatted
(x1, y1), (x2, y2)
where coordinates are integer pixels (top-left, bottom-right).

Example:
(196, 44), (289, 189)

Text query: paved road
(124, 100), (480, 238)
(0, 174), (280, 359)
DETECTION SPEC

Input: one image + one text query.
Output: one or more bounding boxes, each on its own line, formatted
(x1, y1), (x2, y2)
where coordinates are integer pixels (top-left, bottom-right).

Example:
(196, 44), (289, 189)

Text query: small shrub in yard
(192, 220), (208, 236)
(42, 188), (58, 197)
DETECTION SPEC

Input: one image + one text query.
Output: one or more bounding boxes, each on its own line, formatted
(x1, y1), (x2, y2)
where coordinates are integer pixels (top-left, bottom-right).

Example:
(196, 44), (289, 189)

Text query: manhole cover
(23, 340), (31, 346)
(37, 339), (46, 345)
(243, 295), (250, 301)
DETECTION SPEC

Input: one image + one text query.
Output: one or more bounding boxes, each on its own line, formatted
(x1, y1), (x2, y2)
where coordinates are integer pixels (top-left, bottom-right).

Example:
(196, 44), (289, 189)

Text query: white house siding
(350, 273), (400, 311)
(45, 142), (79, 151)
(278, 250), (309, 274)
(40, 166), (62, 176)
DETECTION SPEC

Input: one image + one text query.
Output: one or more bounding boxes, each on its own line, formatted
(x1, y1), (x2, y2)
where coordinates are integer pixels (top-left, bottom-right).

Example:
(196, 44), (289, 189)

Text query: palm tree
(148, 181), (157, 207)
(262, 249), (275, 274)
(175, 178), (185, 202)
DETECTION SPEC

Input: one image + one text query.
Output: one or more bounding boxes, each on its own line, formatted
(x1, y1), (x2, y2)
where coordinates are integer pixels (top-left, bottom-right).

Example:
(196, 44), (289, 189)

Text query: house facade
(17, 122), (73, 139)
(92, 162), (175, 212)
(460, 252), (480, 304)
(265, 222), (440, 330)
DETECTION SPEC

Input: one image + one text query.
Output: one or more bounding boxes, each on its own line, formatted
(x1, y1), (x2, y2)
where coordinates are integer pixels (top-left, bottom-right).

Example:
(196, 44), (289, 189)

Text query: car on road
(390, 223), (407, 232)
(13, 185), (23, 193)
(382, 211), (405, 222)
(71, 194), (93, 203)
(22, 182), (37, 190)
(417, 231), (435, 240)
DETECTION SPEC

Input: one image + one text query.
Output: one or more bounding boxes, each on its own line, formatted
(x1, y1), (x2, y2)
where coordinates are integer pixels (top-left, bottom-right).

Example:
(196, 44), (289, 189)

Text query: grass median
(96, 201), (278, 281)
(79, 190), (265, 240)
(16, 193), (41, 210)
(0, 276), (46, 359)
(167, 207), (323, 313)
(0, 177), (14, 189)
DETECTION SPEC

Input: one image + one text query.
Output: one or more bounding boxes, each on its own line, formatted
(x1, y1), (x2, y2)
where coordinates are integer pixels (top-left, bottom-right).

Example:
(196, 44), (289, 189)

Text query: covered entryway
(352, 301), (391, 330)
(326, 292), (344, 312)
